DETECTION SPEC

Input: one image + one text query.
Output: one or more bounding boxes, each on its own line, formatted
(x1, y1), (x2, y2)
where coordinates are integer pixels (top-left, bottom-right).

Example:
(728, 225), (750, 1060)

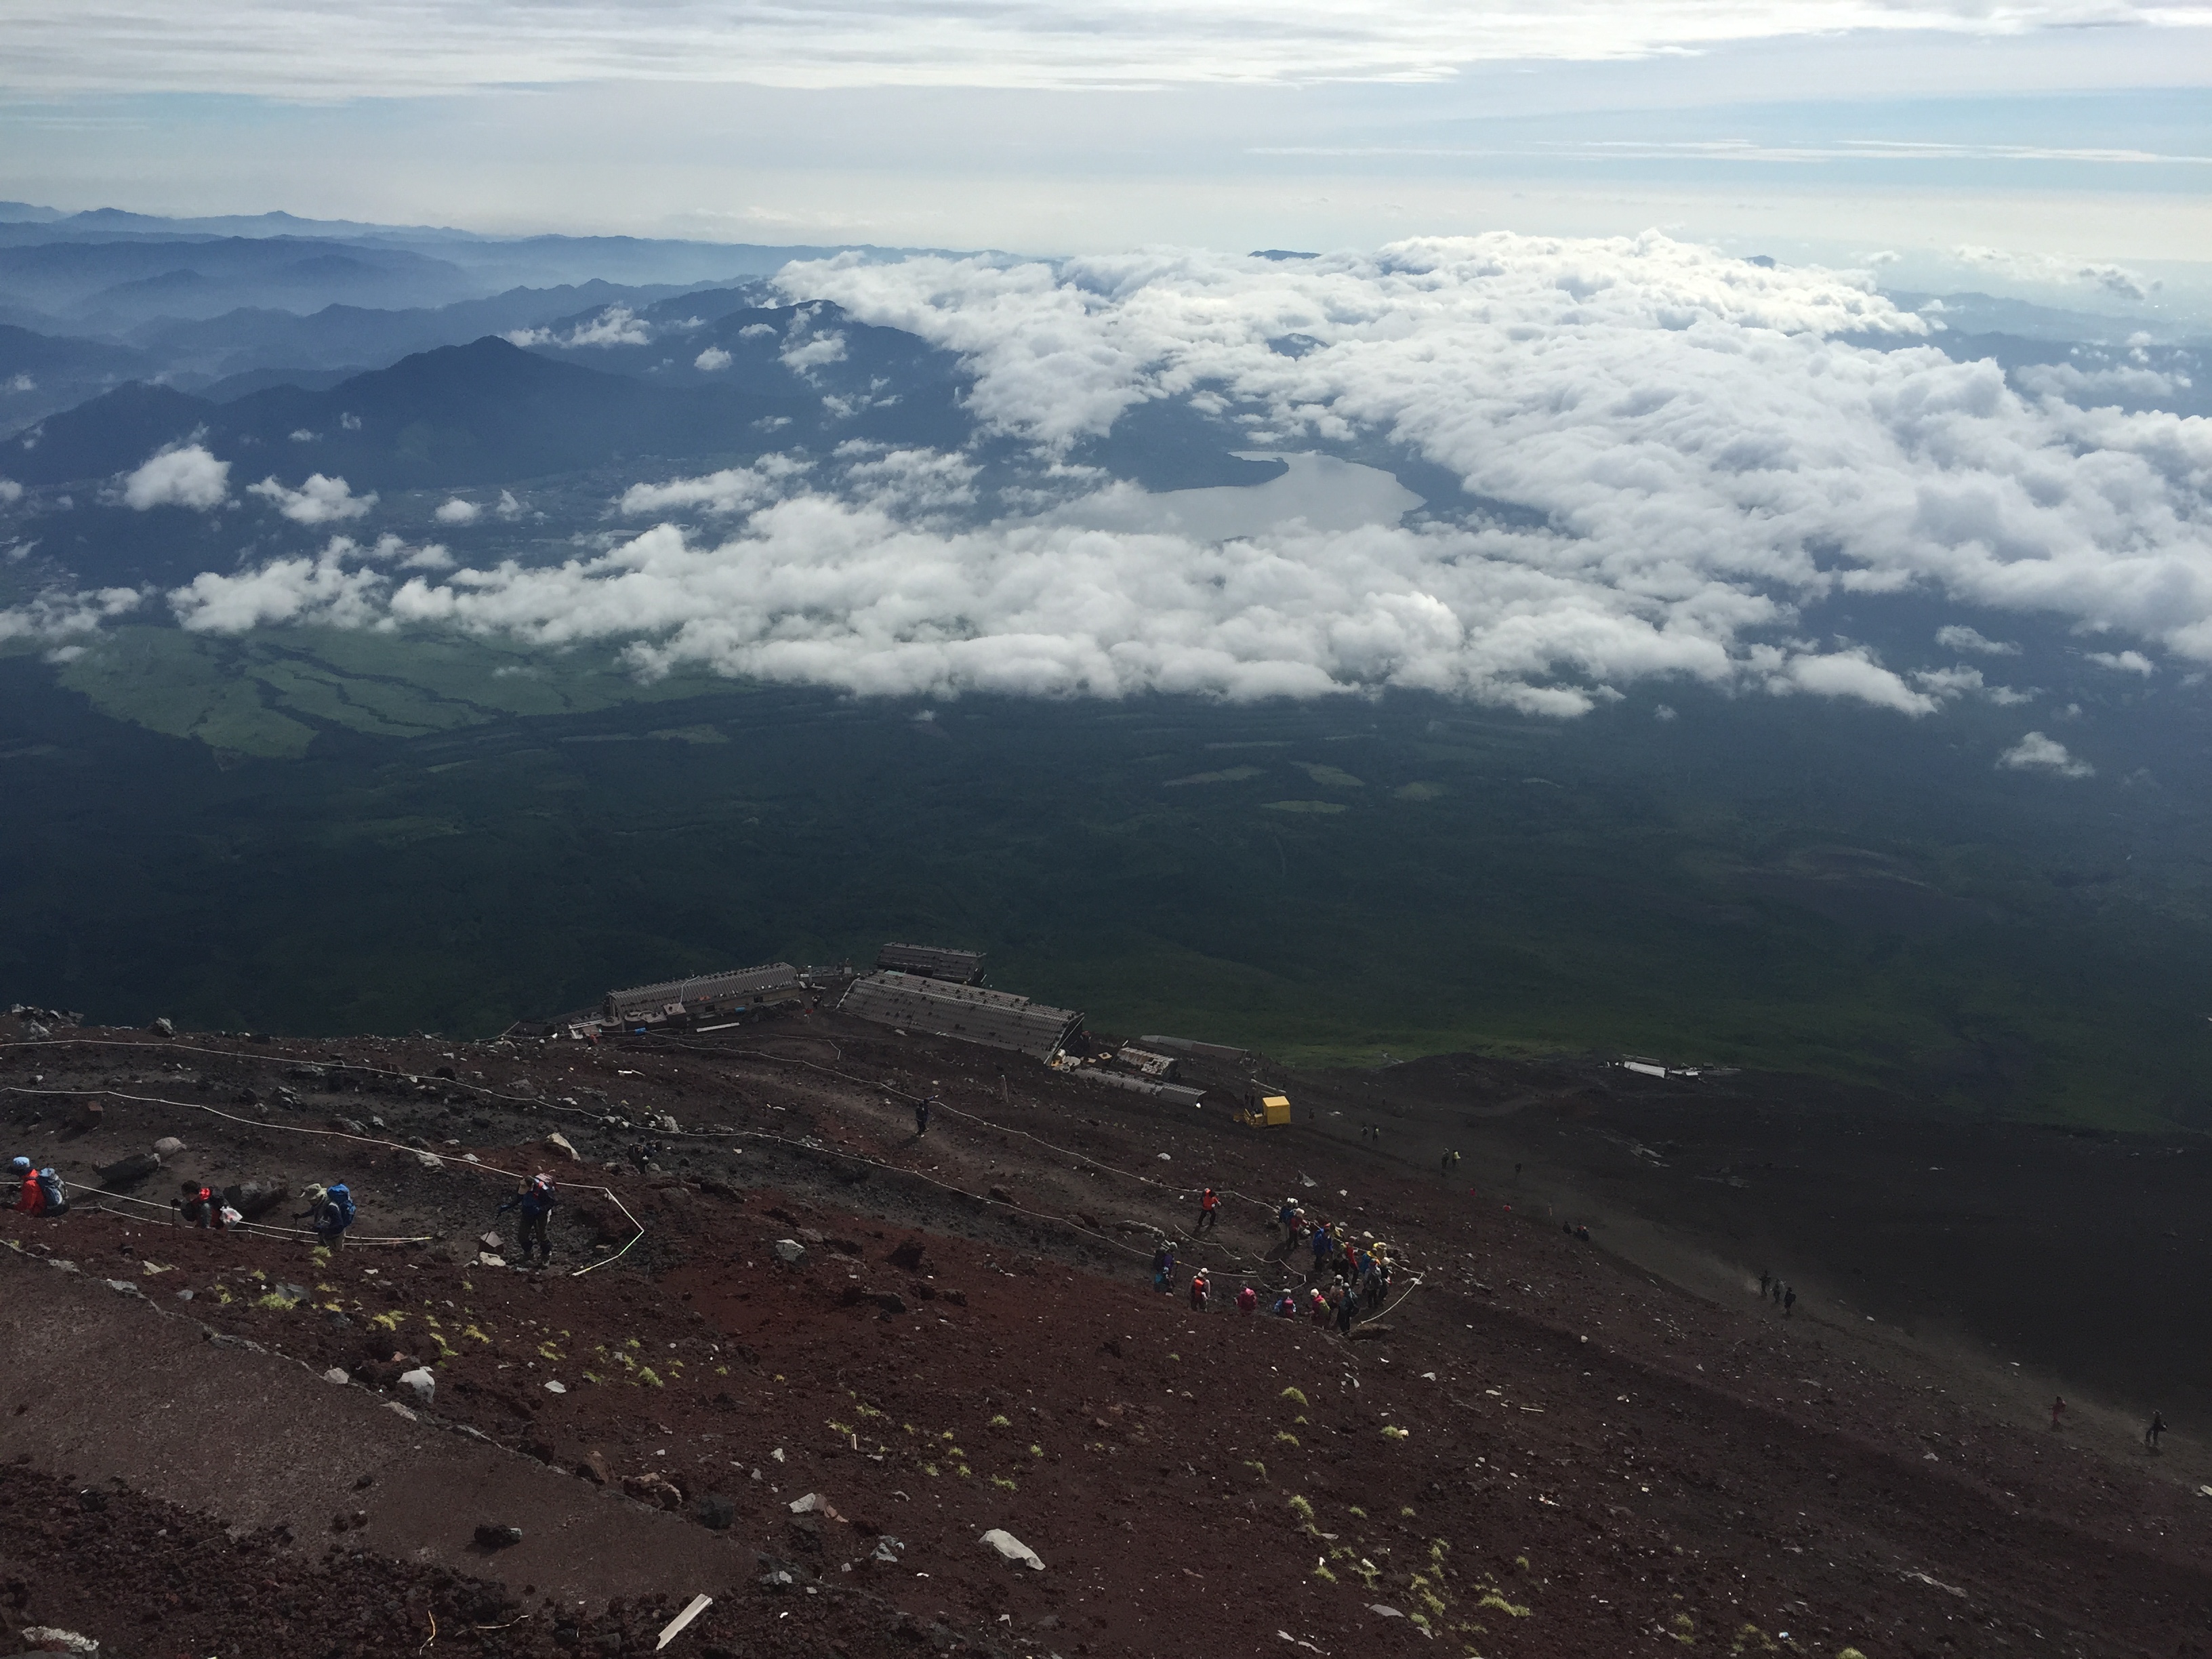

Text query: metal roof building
(605, 962), (798, 1021)
(876, 943), (987, 983)
(838, 970), (1080, 1060)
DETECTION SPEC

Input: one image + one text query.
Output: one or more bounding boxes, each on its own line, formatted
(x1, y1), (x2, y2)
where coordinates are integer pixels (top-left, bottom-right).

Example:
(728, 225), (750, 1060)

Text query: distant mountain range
(3, 302), (972, 493)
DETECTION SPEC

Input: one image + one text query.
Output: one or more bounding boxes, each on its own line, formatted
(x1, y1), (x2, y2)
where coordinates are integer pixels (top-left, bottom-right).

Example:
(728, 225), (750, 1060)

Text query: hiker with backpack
(496, 1173), (557, 1267)
(9, 1158), (66, 1218)
(295, 1181), (355, 1248)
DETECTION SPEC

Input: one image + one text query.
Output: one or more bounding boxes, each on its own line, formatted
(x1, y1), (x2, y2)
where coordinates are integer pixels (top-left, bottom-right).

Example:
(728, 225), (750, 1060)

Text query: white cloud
(11, 1), (2202, 97)
(1773, 649), (1938, 716)
(782, 332), (848, 373)
(835, 443), (978, 516)
(695, 346), (733, 371)
(1998, 731), (2093, 776)
(567, 306), (653, 347)
(434, 497), (482, 525)
(1934, 623), (2018, 656)
(511, 306), (653, 350)
(98, 232), (2212, 718)
(289, 428), (319, 443)
(2015, 363), (2190, 406)
(5, 374), (35, 394)
(167, 535), (392, 633)
(2084, 648), (2154, 674)
(617, 457), (813, 517)
(495, 489), (526, 519)
(0, 585), (143, 643)
(739, 323), (776, 340)
(1912, 663), (2034, 705)
(247, 472), (377, 525)
(1952, 246), (2163, 304)
(0, 478), (21, 505)
(121, 444), (230, 511)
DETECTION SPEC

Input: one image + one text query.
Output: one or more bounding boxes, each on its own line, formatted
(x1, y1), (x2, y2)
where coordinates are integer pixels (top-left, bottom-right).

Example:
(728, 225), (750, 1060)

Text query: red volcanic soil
(3, 1009), (2211, 1658)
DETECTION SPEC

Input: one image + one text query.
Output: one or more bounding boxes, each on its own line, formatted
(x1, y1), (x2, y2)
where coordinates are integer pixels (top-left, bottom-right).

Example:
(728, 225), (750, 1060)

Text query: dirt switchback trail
(0, 1011), (2208, 1658)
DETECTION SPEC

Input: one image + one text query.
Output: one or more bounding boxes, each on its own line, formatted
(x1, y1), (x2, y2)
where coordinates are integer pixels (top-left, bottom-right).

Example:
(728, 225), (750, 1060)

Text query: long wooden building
(838, 971), (1080, 1060)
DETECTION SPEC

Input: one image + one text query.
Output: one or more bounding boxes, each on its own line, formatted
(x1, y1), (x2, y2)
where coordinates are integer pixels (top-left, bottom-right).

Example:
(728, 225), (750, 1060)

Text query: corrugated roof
(607, 962), (798, 1015)
(838, 971), (1080, 1060)
(876, 943), (987, 983)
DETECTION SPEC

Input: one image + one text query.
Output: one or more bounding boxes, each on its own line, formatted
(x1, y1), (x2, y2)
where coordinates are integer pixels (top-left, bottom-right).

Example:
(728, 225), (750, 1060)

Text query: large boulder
(96, 1151), (162, 1188)
(980, 1529), (1044, 1571)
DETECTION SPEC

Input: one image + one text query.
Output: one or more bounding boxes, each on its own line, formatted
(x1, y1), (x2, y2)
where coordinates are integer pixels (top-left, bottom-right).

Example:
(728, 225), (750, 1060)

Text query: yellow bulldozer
(1236, 1090), (1292, 1129)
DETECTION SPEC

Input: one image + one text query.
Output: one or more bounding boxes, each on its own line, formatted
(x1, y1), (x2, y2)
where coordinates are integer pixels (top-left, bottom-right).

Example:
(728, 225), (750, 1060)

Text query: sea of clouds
(15, 233), (2212, 726)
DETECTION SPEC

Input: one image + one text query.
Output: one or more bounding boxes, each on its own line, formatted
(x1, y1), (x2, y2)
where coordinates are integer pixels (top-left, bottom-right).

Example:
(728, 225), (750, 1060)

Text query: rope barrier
(0, 1084), (643, 1276)
(5, 1031), (1416, 1295)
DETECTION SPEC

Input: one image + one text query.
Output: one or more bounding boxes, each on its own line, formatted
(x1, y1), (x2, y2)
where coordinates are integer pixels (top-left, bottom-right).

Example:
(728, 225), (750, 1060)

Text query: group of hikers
(9, 1157), (560, 1268)
(7, 1157), (67, 1217)
(1143, 1190), (1397, 1338)
(1757, 1268), (1798, 1317)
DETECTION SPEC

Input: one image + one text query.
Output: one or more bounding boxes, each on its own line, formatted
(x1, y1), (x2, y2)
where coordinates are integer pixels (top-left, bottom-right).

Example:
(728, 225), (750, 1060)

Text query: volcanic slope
(3, 1009), (2209, 1659)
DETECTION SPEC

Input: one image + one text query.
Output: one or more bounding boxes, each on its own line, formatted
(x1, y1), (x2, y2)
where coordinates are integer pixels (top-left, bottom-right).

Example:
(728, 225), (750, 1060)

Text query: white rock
(323, 1367), (350, 1385)
(544, 1379), (567, 1394)
(414, 1151), (444, 1170)
(152, 1136), (186, 1157)
(979, 1528), (1044, 1571)
(21, 1627), (100, 1654)
(1368, 1604), (1404, 1618)
(545, 1132), (579, 1160)
(771, 1238), (805, 1264)
(478, 1253), (508, 1268)
(397, 1366), (436, 1406)
(384, 1401), (417, 1421)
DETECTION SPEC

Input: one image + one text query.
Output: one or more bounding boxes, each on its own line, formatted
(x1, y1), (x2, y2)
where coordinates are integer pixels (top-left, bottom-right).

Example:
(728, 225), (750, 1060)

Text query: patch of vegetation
(7, 653), (2212, 1128)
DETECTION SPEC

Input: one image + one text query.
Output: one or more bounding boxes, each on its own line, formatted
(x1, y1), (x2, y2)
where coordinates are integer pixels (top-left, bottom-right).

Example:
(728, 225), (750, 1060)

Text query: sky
(0, 0), (2207, 281)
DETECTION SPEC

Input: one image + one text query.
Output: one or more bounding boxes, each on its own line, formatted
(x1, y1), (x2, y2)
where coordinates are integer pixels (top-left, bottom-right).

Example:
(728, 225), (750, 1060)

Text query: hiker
(1334, 1288), (1356, 1336)
(914, 1097), (934, 1137)
(2050, 1396), (2067, 1431)
(1151, 1242), (1176, 1294)
(295, 1181), (355, 1250)
(1189, 1269), (1210, 1312)
(1236, 1283), (1258, 1315)
(1195, 1187), (1221, 1235)
(1770, 1279), (1782, 1306)
(1309, 1286), (1332, 1324)
(496, 1173), (556, 1266)
(30, 1167), (66, 1218)
(1782, 1285), (1796, 1317)
(1277, 1199), (1303, 1247)
(178, 1181), (225, 1229)
(1309, 1222), (1332, 1280)
(9, 1158), (42, 1216)
(2146, 1411), (2167, 1452)
(1273, 1290), (1298, 1318)
(1759, 1270), (1771, 1296)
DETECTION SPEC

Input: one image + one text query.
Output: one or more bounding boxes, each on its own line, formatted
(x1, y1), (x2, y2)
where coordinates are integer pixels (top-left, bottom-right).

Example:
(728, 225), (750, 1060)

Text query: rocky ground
(3, 1005), (2209, 1658)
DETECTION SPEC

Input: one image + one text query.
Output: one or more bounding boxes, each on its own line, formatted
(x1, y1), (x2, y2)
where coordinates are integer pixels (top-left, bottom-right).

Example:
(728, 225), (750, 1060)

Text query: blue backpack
(325, 1183), (355, 1227)
(36, 1169), (67, 1215)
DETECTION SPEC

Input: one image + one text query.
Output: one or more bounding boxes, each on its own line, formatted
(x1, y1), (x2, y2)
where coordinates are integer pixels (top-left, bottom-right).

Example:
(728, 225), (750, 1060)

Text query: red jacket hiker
(1236, 1284), (1258, 1315)
(10, 1158), (43, 1216)
(1196, 1187), (1221, 1233)
(1189, 1272), (1209, 1311)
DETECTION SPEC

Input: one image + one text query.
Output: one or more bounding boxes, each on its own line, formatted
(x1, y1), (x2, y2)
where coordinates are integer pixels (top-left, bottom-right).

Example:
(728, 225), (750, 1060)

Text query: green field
(5, 623), (2211, 1129)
